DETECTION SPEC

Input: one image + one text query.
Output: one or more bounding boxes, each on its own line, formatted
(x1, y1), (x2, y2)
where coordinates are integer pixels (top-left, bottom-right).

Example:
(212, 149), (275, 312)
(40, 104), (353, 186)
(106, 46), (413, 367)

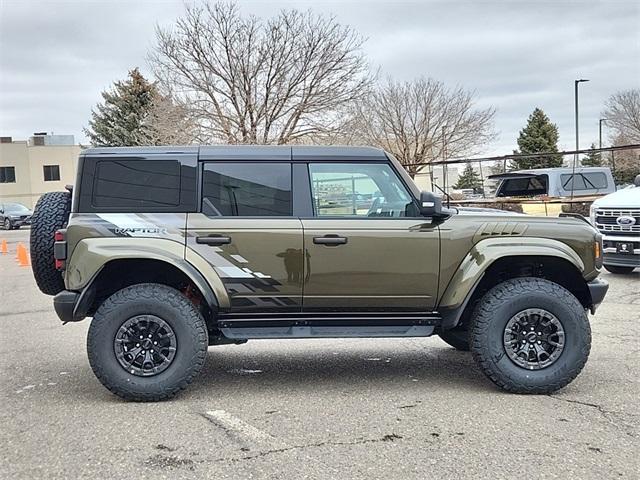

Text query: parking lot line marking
(203, 410), (284, 448)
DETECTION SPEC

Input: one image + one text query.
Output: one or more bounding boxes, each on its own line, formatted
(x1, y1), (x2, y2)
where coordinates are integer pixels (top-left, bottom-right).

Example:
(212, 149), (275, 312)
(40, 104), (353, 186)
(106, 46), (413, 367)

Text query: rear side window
(77, 155), (197, 213)
(560, 172), (608, 191)
(497, 176), (548, 197)
(93, 160), (180, 208)
(202, 162), (292, 216)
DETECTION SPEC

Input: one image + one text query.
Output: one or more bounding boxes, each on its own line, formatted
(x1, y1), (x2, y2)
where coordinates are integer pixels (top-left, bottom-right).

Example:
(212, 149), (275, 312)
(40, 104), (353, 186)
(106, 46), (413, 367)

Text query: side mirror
(419, 191), (443, 217)
(634, 174), (640, 187)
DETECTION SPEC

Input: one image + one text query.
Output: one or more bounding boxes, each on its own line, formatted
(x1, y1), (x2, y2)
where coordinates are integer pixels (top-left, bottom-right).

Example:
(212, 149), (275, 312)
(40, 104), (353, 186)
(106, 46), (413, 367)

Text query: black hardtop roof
(82, 145), (388, 161)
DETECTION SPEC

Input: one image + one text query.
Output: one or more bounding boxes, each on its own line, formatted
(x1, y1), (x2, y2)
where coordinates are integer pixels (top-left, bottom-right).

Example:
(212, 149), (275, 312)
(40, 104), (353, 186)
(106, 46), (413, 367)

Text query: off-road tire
(470, 277), (591, 394)
(438, 328), (470, 351)
(604, 265), (636, 275)
(87, 283), (208, 402)
(30, 191), (71, 295)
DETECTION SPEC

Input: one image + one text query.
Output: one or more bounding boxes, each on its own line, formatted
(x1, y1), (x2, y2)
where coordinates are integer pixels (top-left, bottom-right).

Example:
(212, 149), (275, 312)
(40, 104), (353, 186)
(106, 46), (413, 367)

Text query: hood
(592, 186), (640, 208)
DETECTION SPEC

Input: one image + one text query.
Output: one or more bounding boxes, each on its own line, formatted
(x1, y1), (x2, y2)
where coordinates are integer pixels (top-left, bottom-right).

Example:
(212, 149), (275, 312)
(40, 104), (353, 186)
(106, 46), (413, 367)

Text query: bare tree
(143, 93), (203, 145)
(602, 89), (640, 143)
(352, 77), (496, 177)
(148, 2), (370, 145)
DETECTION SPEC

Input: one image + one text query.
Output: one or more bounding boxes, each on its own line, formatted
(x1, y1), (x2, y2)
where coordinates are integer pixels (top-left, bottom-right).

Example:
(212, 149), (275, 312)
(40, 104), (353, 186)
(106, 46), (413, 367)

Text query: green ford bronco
(29, 146), (608, 401)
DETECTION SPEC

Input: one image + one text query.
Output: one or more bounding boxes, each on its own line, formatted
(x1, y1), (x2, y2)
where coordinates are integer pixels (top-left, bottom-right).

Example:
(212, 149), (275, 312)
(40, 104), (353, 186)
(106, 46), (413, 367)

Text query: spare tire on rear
(30, 191), (71, 295)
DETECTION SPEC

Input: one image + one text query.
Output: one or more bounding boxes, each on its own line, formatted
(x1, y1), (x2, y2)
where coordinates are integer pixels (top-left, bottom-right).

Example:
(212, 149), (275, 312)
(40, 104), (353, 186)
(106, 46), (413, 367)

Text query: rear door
(186, 158), (304, 312)
(300, 161), (440, 311)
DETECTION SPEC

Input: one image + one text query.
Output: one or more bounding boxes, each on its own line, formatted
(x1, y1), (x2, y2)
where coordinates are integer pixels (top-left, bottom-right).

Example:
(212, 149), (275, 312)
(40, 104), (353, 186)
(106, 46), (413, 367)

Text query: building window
(0, 166), (16, 183)
(43, 165), (61, 182)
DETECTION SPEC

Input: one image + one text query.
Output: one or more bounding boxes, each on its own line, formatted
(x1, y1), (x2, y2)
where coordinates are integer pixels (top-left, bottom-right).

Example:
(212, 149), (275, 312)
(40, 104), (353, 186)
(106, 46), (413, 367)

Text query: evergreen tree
(511, 108), (563, 169)
(84, 68), (159, 146)
(454, 163), (483, 193)
(581, 143), (602, 166)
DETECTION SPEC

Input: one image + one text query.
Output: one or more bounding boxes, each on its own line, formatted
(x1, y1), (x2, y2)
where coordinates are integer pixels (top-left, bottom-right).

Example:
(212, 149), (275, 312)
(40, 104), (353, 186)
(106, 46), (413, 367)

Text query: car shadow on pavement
(187, 341), (493, 396)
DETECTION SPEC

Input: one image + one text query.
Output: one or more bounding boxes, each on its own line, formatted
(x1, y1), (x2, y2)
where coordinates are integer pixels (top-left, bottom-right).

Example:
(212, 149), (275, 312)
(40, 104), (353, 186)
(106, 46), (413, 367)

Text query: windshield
(4, 203), (30, 214)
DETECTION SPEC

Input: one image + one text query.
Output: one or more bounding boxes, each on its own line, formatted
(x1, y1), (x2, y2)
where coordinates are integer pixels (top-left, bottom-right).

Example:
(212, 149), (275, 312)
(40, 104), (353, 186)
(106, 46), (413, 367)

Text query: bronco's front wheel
(470, 277), (591, 394)
(87, 283), (208, 401)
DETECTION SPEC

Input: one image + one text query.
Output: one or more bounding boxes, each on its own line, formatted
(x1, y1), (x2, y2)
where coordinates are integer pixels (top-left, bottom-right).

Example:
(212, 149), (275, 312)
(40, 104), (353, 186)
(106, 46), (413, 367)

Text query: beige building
(0, 134), (82, 209)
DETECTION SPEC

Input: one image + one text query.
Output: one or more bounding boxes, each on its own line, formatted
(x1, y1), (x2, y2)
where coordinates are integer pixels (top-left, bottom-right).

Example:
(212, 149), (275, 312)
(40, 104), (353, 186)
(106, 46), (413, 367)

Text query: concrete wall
(0, 140), (81, 208)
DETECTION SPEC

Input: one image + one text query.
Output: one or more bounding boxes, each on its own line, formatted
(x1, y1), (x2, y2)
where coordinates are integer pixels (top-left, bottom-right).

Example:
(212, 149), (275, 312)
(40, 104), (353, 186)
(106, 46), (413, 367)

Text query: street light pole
(572, 79), (589, 199)
(599, 118), (608, 150)
(442, 125), (447, 195)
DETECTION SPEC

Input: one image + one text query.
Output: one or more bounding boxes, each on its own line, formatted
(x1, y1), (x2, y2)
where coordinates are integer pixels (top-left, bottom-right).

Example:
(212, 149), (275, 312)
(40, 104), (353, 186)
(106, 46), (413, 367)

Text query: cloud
(1, 0), (638, 154)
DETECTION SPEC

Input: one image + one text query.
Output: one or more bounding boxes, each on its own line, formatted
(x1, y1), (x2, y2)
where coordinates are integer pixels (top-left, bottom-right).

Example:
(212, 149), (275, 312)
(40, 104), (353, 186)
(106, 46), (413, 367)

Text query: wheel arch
(65, 238), (230, 327)
(439, 238), (591, 330)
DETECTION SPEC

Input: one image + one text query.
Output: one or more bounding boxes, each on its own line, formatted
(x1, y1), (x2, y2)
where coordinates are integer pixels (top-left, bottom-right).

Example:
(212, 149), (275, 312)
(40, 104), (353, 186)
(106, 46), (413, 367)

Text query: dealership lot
(0, 227), (638, 479)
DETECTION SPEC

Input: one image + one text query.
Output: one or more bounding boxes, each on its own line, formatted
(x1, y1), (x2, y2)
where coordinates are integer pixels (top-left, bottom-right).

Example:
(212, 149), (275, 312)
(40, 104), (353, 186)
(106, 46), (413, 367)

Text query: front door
(302, 162), (440, 311)
(187, 161), (303, 312)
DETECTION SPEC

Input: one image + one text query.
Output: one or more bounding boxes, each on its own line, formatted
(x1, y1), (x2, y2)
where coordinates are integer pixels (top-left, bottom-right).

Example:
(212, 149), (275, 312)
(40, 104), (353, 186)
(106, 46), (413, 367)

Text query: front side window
(308, 163), (417, 217)
(0, 166), (16, 183)
(43, 165), (60, 181)
(202, 162), (292, 216)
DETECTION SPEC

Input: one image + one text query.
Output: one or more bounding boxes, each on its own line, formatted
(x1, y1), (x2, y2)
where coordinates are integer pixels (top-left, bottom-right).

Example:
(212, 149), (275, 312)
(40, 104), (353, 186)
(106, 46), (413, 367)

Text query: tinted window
(43, 165), (60, 181)
(308, 163), (417, 217)
(202, 163), (292, 216)
(0, 166), (16, 183)
(497, 176), (548, 197)
(93, 160), (181, 208)
(560, 172), (608, 191)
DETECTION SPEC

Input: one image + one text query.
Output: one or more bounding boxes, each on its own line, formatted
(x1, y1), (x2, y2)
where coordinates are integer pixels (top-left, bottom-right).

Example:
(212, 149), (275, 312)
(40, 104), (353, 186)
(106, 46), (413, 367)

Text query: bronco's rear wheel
(30, 191), (71, 295)
(87, 283), (208, 402)
(470, 277), (591, 394)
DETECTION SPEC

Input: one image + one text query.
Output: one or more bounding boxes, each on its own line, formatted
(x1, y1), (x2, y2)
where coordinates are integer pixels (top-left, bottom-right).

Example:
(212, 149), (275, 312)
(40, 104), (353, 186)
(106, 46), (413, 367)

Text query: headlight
(589, 205), (597, 226)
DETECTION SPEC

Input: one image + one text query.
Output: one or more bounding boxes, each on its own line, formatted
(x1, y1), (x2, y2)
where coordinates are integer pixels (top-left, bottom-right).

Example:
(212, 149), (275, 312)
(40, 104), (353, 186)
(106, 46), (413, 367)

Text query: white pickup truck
(590, 175), (640, 274)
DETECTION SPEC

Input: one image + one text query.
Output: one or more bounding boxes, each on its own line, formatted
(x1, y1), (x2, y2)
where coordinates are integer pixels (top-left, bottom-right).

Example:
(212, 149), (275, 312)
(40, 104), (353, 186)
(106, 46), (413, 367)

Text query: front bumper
(603, 252), (640, 268)
(587, 278), (609, 313)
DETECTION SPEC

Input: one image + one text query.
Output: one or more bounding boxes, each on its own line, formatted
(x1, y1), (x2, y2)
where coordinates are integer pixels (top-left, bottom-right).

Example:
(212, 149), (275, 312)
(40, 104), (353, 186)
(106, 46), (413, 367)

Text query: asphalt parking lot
(0, 227), (638, 479)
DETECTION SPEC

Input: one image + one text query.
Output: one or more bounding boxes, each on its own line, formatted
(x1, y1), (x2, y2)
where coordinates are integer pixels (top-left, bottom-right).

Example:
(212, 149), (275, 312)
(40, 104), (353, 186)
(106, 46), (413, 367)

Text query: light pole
(441, 125), (447, 194)
(598, 118), (608, 150)
(572, 79), (589, 198)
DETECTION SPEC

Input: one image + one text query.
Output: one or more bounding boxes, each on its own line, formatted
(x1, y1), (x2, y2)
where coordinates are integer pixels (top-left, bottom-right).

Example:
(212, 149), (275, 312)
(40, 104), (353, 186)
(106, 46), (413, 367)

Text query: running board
(217, 312), (440, 339)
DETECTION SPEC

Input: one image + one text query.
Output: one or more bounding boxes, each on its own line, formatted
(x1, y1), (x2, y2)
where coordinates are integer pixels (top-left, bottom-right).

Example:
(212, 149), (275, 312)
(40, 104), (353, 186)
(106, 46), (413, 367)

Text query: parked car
(589, 174), (640, 274)
(29, 146), (607, 401)
(457, 167), (619, 216)
(0, 202), (33, 230)
(492, 167), (615, 198)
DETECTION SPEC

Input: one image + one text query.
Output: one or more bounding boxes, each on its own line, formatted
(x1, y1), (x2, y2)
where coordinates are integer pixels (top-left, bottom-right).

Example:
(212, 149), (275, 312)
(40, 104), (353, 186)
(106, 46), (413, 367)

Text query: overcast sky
(1, 0), (638, 155)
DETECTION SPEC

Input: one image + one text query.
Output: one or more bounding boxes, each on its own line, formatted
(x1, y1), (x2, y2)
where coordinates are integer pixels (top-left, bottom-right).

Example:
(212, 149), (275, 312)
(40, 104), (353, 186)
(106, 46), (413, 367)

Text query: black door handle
(313, 235), (348, 246)
(196, 235), (232, 246)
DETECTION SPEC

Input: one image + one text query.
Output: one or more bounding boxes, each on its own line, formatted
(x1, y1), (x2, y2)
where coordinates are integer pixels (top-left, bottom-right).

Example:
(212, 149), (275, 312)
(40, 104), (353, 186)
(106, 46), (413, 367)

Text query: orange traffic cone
(17, 243), (30, 267)
(0, 239), (7, 255)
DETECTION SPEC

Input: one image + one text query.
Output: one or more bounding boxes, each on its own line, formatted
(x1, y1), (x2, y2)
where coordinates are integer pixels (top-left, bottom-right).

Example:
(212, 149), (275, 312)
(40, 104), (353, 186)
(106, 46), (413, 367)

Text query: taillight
(54, 229), (67, 270)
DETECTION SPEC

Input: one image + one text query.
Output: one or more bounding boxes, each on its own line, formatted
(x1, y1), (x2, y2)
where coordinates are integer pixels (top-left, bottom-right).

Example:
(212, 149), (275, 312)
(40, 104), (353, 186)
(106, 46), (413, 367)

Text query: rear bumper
(53, 288), (94, 323)
(587, 278), (609, 313)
